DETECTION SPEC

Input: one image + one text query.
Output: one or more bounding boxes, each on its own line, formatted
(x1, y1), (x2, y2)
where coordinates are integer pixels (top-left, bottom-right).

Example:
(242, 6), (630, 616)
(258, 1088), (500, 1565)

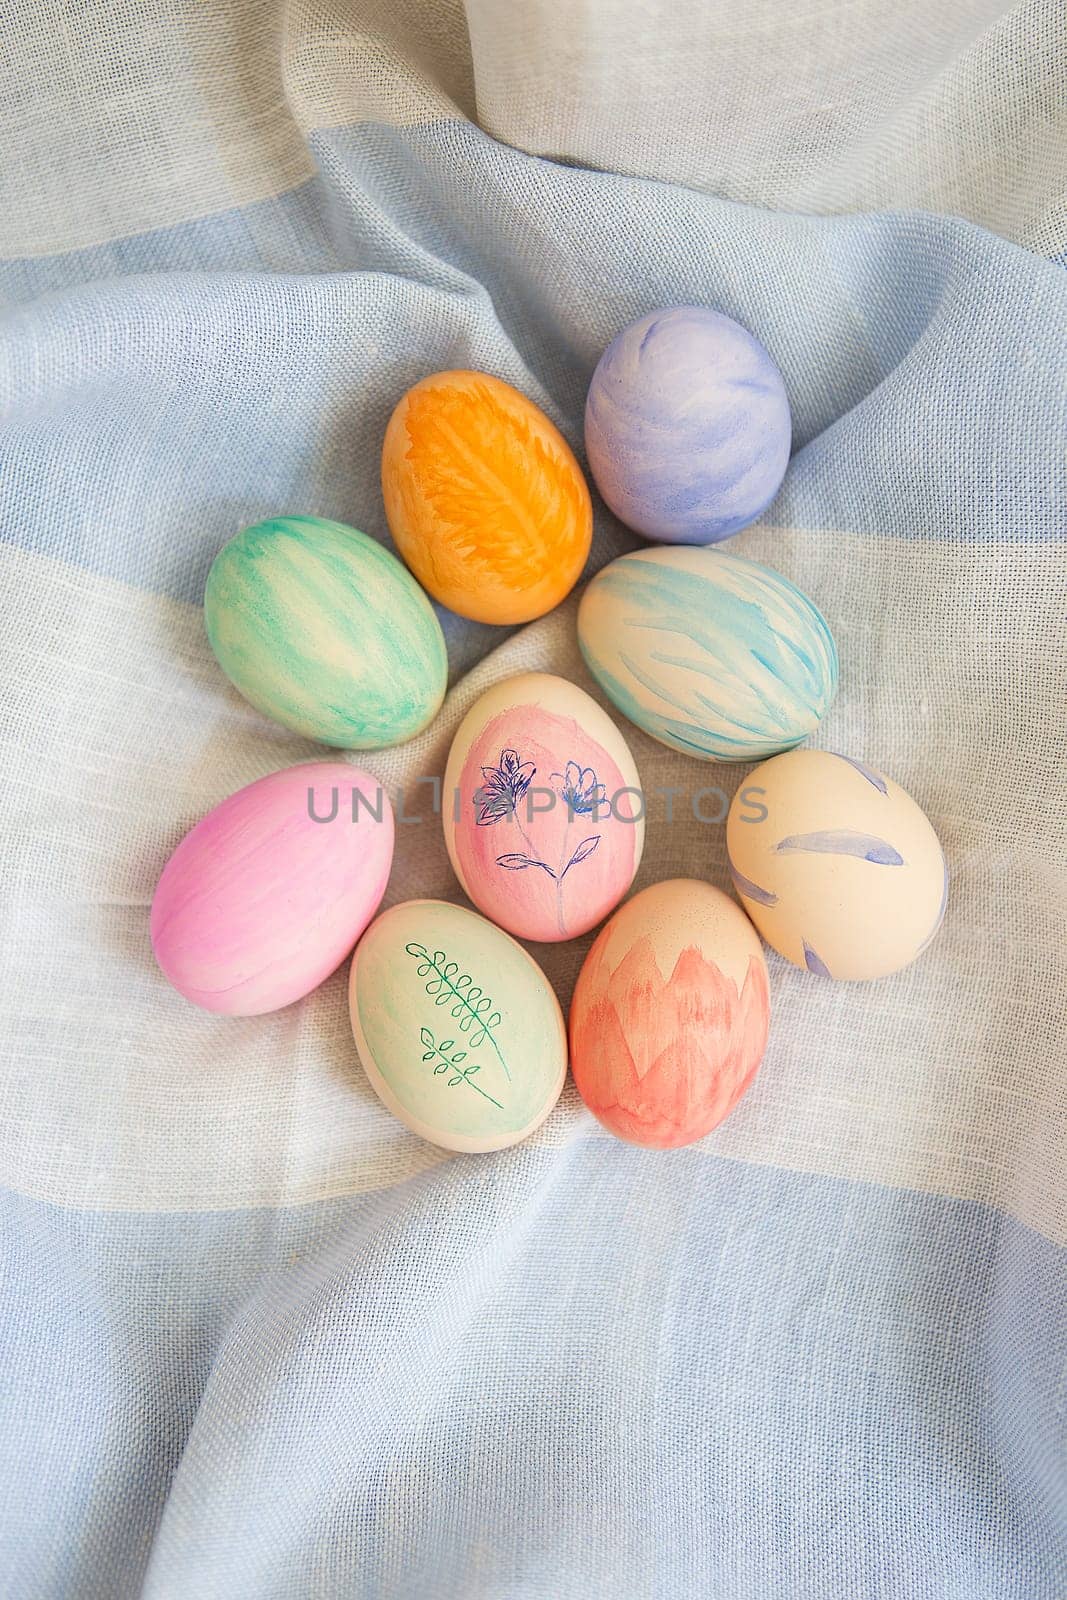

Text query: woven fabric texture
(0, 4), (1065, 1597)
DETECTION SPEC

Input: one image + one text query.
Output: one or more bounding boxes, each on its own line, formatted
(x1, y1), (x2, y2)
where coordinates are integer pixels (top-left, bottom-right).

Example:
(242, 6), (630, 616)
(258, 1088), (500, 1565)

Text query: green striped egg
(577, 546), (838, 762)
(204, 516), (447, 749)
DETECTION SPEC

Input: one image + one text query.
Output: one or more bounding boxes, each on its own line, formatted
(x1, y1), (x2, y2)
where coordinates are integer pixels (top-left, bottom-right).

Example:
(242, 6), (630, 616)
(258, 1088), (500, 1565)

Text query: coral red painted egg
(443, 673), (644, 943)
(569, 879), (770, 1148)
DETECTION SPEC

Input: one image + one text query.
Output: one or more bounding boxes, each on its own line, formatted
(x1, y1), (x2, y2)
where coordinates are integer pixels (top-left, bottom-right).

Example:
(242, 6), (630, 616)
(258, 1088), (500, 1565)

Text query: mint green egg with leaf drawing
(349, 899), (567, 1153)
(204, 515), (448, 749)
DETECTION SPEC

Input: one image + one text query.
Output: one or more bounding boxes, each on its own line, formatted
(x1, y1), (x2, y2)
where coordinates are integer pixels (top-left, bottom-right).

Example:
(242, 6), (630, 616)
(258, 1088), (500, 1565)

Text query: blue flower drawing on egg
(445, 676), (645, 946)
(475, 748), (602, 879)
(474, 748), (534, 824)
(554, 761), (607, 819)
(473, 748), (603, 936)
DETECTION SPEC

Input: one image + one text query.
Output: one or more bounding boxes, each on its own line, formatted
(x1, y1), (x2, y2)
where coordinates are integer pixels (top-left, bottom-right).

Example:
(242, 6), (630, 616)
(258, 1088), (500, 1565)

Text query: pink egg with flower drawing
(443, 673), (644, 943)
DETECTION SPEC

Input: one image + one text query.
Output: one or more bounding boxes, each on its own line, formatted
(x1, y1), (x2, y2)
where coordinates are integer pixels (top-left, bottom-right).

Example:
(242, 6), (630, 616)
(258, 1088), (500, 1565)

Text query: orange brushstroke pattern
(381, 370), (592, 625)
(569, 936), (770, 1149)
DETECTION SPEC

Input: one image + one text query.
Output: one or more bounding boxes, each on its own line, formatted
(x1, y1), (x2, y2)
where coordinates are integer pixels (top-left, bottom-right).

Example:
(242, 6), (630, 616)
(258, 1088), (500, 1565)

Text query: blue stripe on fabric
(314, 121), (1067, 542)
(0, 1152), (1063, 1598)
(0, 183), (340, 310)
(0, 120), (1063, 660)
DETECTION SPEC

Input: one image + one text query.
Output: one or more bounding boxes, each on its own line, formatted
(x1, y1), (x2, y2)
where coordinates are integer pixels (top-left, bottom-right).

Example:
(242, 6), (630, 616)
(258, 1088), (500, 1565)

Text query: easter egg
(443, 673), (644, 943)
(151, 762), (393, 1015)
(569, 879), (770, 1148)
(578, 546), (838, 762)
(726, 749), (948, 981)
(349, 900), (567, 1152)
(204, 515), (447, 748)
(584, 305), (791, 544)
(380, 370), (593, 625)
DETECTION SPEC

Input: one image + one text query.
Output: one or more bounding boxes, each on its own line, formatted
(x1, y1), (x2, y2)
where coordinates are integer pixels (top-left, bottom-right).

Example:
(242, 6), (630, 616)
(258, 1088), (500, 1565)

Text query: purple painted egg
(584, 305), (791, 544)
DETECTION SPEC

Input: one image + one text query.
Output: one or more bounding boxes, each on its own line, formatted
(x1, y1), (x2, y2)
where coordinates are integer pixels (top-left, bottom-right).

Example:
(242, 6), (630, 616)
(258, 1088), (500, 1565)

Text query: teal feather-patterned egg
(204, 516), (447, 749)
(577, 546), (838, 762)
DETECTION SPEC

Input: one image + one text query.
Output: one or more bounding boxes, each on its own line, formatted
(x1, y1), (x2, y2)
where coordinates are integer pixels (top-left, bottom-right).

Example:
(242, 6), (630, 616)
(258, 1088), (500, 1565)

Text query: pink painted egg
(569, 879), (770, 1148)
(442, 673), (644, 943)
(151, 762), (394, 1015)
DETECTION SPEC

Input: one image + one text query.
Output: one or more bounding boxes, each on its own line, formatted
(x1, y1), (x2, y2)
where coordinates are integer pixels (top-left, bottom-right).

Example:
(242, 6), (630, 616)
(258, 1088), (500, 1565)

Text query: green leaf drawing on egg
(419, 1027), (503, 1109)
(405, 942), (509, 1079)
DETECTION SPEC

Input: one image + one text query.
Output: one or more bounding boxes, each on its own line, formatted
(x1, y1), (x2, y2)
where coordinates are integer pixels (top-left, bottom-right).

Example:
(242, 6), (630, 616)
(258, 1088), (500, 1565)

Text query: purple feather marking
(917, 858), (949, 952)
(803, 941), (832, 977)
(935, 858), (949, 924)
(728, 861), (778, 907)
(775, 830), (904, 866)
(831, 754), (888, 794)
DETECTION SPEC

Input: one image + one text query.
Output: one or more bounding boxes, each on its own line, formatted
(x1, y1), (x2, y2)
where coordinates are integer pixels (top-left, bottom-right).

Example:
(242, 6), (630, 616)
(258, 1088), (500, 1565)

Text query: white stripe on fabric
(2, 3), (1065, 258)
(1, 534), (1063, 1239)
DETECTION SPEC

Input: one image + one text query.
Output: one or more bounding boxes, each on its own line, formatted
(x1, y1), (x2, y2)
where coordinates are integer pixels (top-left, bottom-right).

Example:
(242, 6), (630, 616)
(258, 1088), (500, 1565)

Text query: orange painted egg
(569, 879), (770, 1149)
(381, 370), (593, 625)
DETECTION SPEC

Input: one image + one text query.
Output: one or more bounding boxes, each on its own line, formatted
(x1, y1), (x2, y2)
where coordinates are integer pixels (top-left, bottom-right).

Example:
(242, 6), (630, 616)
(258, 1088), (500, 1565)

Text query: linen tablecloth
(1, 3), (1064, 1594)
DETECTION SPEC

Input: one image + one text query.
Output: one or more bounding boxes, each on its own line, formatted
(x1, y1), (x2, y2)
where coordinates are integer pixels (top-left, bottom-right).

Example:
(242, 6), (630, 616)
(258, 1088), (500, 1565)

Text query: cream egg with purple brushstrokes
(726, 749), (948, 981)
